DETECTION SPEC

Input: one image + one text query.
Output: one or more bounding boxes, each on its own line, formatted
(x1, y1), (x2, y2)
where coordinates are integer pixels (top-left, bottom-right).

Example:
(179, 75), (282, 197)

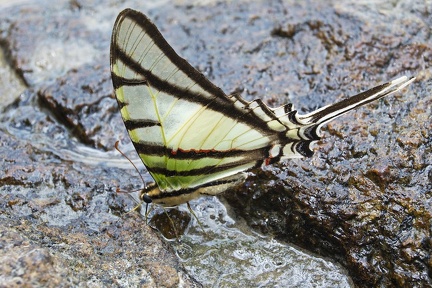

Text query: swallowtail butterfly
(110, 8), (415, 207)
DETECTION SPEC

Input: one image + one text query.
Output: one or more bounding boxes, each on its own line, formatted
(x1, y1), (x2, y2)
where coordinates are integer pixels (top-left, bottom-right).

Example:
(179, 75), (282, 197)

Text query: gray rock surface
(0, 0), (430, 287)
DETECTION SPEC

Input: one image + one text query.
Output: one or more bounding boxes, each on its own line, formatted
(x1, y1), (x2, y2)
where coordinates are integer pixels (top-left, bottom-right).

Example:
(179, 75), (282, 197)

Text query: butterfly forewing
(110, 10), (284, 192)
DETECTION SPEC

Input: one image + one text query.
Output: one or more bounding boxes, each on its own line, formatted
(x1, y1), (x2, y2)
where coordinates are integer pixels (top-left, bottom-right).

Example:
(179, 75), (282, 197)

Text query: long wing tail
(299, 76), (416, 132)
(274, 76), (415, 160)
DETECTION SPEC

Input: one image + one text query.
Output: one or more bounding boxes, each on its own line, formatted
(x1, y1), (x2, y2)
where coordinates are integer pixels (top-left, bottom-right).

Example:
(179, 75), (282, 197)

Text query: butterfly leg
(187, 201), (206, 234)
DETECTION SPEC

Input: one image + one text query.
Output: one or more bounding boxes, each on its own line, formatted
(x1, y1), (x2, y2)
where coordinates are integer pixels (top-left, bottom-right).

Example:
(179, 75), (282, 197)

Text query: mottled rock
(0, 0), (430, 287)
(0, 217), (200, 287)
(38, 64), (123, 150)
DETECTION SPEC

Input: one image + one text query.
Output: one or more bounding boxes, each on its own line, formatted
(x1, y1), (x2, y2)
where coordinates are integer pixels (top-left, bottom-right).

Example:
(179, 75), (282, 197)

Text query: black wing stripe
(124, 119), (161, 130)
(307, 83), (389, 123)
(147, 158), (261, 177)
(113, 46), (277, 134)
(294, 141), (314, 157)
(121, 9), (227, 100)
(111, 73), (147, 89)
(132, 141), (272, 159)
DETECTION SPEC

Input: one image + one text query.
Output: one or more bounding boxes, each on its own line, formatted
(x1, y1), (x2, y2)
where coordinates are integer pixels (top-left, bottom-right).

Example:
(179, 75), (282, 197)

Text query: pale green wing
(110, 9), (415, 195)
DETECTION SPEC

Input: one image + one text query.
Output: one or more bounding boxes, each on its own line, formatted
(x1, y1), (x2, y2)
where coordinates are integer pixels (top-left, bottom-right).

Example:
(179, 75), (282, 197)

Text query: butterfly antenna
(114, 140), (146, 188)
(123, 201), (142, 214)
(114, 141), (153, 219)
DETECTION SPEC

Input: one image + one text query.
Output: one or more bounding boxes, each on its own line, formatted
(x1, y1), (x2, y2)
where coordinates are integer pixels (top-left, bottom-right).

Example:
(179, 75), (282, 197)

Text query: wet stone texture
(1, 216), (194, 287)
(38, 64), (125, 150)
(0, 0), (431, 287)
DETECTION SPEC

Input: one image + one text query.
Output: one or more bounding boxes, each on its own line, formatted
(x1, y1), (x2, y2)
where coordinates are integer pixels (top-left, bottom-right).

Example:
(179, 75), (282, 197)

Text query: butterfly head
(140, 183), (159, 206)
(140, 193), (152, 204)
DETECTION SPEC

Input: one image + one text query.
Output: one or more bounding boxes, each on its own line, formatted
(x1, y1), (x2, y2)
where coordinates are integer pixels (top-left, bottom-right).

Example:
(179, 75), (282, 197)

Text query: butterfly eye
(141, 193), (152, 204)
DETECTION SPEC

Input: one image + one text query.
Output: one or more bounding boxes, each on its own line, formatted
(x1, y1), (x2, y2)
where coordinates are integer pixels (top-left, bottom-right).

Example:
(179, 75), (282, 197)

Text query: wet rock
(0, 0), (430, 287)
(0, 0), (109, 86)
(0, 217), (200, 287)
(0, 128), (201, 286)
(149, 209), (192, 240)
(37, 63), (124, 150)
(0, 2), (202, 285)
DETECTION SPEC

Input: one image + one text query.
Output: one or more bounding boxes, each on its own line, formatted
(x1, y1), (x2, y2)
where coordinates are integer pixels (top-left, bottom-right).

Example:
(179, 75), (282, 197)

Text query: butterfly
(110, 8), (415, 207)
